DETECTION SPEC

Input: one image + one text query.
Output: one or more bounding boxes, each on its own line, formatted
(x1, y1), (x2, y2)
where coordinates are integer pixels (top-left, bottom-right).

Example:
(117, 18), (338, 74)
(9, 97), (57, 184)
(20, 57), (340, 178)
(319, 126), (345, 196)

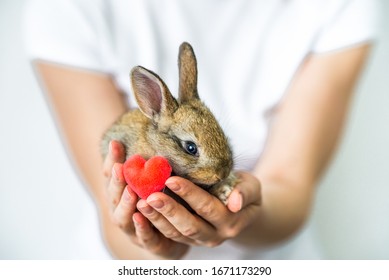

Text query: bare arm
(33, 61), (165, 259)
(240, 44), (372, 244)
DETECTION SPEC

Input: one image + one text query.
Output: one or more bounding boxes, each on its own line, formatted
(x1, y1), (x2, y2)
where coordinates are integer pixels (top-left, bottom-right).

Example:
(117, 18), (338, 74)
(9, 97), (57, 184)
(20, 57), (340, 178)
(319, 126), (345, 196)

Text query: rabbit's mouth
(170, 170), (214, 191)
(195, 182), (213, 191)
(185, 177), (218, 192)
(189, 175), (225, 190)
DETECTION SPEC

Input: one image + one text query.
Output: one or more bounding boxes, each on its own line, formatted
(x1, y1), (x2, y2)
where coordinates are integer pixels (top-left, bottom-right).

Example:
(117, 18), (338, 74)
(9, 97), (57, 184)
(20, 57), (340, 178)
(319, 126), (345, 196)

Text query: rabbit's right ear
(131, 66), (178, 122)
(178, 42), (199, 103)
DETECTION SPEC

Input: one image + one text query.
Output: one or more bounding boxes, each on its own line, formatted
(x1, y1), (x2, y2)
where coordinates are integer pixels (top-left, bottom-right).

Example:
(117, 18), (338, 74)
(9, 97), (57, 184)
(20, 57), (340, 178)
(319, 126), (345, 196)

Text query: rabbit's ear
(178, 42), (199, 103)
(131, 66), (178, 121)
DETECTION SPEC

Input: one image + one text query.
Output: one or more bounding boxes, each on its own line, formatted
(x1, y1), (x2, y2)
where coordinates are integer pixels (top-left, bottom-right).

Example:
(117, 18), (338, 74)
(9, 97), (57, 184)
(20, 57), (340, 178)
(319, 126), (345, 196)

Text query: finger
(133, 212), (190, 258)
(112, 187), (138, 232)
(226, 189), (243, 213)
(103, 140), (126, 177)
(132, 212), (162, 248)
(225, 172), (262, 233)
(227, 171), (261, 213)
(165, 177), (230, 228)
(146, 192), (220, 246)
(106, 163), (126, 210)
(137, 198), (195, 245)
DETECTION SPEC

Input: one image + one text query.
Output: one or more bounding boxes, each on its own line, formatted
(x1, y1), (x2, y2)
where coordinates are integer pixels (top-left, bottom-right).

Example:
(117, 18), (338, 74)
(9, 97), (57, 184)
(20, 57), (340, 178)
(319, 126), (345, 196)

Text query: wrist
(233, 176), (311, 247)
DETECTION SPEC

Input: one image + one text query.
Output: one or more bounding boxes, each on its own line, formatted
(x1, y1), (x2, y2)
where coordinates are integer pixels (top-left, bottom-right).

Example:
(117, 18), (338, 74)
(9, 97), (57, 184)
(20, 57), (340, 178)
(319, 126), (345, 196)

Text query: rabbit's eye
(184, 141), (198, 156)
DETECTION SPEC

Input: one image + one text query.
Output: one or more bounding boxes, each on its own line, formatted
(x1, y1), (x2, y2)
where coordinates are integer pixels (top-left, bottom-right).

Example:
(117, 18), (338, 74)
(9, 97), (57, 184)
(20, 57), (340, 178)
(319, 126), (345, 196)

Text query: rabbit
(101, 42), (237, 204)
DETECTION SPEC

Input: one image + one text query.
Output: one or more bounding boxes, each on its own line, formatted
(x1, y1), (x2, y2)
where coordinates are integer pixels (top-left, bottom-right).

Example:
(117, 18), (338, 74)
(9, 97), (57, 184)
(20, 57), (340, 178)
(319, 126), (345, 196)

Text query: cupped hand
(102, 140), (189, 259)
(137, 171), (262, 248)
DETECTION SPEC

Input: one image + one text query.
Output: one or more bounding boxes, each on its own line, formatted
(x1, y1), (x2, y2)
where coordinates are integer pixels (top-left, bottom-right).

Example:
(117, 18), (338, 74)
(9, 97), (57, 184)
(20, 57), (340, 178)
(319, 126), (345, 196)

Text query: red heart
(123, 155), (172, 199)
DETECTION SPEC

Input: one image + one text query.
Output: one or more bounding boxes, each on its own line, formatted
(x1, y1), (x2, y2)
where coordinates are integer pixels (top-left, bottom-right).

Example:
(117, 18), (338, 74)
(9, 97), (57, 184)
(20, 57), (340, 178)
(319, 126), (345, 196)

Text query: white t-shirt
(24, 0), (378, 259)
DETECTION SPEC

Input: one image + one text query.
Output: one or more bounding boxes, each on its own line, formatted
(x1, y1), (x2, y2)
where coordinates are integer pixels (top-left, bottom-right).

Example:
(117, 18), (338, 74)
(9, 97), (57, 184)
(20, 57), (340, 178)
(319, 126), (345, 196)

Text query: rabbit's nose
(212, 170), (228, 182)
(212, 174), (222, 182)
(222, 168), (231, 179)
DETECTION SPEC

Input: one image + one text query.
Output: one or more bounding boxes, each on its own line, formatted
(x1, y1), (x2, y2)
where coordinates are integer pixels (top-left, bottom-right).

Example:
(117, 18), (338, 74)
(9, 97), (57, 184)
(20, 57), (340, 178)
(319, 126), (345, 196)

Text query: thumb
(103, 140), (126, 177)
(227, 172), (261, 213)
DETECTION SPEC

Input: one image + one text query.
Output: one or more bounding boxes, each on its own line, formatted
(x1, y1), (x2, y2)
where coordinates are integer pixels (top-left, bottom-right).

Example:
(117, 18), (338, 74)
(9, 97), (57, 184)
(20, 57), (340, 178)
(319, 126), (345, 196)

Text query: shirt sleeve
(23, 0), (105, 71)
(312, 0), (380, 53)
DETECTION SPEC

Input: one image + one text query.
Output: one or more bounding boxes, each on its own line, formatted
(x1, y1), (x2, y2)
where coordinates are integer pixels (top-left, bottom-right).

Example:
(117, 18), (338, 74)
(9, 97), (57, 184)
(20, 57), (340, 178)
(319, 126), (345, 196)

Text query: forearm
(234, 45), (371, 247)
(34, 61), (165, 259)
(234, 173), (313, 247)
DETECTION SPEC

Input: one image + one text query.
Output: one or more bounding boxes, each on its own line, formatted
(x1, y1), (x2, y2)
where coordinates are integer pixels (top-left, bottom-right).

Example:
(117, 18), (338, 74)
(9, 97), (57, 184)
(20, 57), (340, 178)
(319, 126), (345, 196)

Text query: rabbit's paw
(210, 173), (238, 205)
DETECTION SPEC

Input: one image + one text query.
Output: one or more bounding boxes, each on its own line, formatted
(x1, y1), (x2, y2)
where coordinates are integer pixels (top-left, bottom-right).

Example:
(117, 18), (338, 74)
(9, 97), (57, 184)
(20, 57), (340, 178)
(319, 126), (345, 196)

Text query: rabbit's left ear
(131, 66), (178, 121)
(178, 42), (199, 103)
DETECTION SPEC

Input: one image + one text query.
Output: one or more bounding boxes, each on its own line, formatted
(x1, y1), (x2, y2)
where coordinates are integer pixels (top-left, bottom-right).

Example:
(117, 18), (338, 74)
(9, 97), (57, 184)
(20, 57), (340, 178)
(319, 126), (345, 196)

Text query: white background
(0, 260), (389, 280)
(0, 0), (388, 259)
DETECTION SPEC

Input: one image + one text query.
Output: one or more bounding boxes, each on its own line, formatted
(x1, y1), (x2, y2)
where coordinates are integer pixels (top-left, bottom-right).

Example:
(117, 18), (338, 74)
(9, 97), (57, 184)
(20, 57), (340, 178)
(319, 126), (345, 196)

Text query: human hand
(102, 140), (189, 259)
(137, 171), (262, 248)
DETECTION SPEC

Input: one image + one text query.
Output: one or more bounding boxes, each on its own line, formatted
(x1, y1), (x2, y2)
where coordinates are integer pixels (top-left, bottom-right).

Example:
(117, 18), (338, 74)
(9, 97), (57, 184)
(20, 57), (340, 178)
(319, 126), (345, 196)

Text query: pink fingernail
(236, 193), (243, 210)
(165, 179), (180, 192)
(148, 199), (164, 209)
(139, 205), (153, 215)
(132, 215), (140, 226)
(112, 167), (118, 180)
(123, 188), (133, 203)
(109, 141), (114, 154)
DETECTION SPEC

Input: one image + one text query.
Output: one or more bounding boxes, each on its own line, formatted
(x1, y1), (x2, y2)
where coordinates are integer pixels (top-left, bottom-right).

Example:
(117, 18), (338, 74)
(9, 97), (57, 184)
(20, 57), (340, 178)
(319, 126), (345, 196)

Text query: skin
(34, 44), (371, 259)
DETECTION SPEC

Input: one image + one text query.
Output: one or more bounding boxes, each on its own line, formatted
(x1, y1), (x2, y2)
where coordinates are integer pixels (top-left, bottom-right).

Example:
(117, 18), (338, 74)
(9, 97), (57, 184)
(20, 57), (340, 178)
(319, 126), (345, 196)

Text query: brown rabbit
(101, 42), (236, 204)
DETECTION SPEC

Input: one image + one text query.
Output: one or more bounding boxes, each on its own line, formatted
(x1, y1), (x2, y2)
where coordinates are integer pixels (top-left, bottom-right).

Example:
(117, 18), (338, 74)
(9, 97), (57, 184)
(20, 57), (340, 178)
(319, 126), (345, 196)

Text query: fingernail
(148, 199), (164, 209)
(235, 192), (243, 211)
(165, 178), (180, 192)
(132, 215), (139, 226)
(109, 140), (119, 159)
(109, 141), (114, 154)
(123, 188), (134, 203)
(112, 167), (119, 181)
(133, 215), (145, 229)
(139, 205), (153, 215)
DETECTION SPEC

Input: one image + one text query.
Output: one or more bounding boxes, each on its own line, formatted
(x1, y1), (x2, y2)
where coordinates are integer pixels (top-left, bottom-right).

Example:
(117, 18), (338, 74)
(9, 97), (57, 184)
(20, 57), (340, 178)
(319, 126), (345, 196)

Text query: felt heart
(123, 155), (172, 199)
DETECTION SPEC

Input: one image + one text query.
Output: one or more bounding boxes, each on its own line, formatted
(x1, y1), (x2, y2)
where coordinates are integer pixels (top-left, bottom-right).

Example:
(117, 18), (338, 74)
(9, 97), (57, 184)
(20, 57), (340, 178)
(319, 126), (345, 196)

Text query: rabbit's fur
(101, 42), (236, 204)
